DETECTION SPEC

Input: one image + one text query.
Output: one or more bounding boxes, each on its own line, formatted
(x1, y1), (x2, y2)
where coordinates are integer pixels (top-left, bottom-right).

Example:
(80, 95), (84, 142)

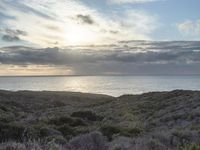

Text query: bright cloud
(177, 20), (200, 36)
(0, 0), (158, 47)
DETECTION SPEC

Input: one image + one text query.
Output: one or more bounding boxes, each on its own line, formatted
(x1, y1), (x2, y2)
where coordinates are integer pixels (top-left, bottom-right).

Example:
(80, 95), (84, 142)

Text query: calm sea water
(0, 76), (200, 96)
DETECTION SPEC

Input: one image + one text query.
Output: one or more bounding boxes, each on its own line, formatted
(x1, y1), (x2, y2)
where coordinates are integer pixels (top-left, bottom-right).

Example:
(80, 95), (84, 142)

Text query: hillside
(0, 90), (200, 150)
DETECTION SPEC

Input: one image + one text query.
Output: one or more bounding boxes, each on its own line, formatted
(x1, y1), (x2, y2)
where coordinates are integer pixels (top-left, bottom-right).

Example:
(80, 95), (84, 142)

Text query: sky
(0, 0), (200, 75)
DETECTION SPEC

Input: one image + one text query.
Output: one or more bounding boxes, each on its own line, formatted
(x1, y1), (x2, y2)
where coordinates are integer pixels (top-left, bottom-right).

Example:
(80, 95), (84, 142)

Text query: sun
(65, 25), (97, 45)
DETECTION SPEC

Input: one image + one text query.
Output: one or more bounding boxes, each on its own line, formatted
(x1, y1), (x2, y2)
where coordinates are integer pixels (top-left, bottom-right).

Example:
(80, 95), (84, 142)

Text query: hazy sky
(0, 0), (200, 75)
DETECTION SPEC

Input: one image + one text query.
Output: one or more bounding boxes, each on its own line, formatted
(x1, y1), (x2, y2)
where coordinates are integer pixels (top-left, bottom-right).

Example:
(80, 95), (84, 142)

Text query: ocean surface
(0, 76), (200, 97)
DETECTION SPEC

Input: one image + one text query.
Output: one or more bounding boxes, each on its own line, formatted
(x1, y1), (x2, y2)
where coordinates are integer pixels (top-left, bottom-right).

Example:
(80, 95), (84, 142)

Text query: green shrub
(56, 125), (76, 140)
(0, 114), (15, 123)
(0, 105), (9, 112)
(179, 144), (200, 150)
(39, 127), (61, 138)
(0, 123), (25, 142)
(52, 100), (66, 107)
(0, 142), (26, 150)
(145, 139), (167, 150)
(71, 111), (103, 121)
(122, 127), (142, 137)
(100, 125), (121, 141)
(46, 135), (67, 145)
(72, 118), (87, 127)
(100, 125), (142, 141)
(48, 116), (86, 127)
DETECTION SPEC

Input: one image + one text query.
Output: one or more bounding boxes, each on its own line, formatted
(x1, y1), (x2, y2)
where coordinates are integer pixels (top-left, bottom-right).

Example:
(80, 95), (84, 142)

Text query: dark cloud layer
(1, 41), (200, 75)
(5, 29), (27, 36)
(1, 28), (27, 42)
(2, 35), (20, 42)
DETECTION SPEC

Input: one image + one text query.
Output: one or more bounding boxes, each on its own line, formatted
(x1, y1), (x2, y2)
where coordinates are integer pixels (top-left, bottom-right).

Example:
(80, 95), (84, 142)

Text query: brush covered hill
(0, 90), (200, 150)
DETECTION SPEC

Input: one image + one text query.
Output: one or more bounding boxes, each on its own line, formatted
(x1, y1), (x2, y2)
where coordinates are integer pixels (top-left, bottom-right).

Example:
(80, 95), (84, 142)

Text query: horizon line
(1, 74), (200, 77)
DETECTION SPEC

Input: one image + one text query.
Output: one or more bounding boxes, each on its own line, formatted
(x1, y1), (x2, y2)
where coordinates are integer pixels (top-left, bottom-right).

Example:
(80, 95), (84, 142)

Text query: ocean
(0, 76), (200, 97)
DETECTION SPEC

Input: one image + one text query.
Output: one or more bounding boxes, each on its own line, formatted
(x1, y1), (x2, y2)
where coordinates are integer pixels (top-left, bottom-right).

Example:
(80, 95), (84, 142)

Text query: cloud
(108, 0), (159, 4)
(1, 28), (27, 42)
(2, 35), (20, 42)
(4, 29), (27, 36)
(121, 10), (158, 35)
(177, 20), (200, 36)
(0, 0), (159, 46)
(1, 41), (200, 75)
(76, 14), (95, 25)
(0, 12), (16, 21)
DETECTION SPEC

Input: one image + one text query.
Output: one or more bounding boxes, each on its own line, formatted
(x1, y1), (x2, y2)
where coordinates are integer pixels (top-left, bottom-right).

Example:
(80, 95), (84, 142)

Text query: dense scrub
(0, 90), (200, 149)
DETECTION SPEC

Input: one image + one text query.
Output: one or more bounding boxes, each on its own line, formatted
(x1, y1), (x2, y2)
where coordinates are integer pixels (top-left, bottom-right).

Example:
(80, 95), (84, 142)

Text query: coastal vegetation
(0, 90), (200, 150)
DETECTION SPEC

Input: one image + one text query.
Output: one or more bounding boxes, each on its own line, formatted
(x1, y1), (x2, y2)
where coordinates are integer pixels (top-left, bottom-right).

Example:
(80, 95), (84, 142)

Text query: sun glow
(65, 25), (97, 45)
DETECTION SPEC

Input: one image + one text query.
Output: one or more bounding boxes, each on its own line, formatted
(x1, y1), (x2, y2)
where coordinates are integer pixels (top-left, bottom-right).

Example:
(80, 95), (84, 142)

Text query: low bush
(144, 139), (167, 150)
(179, 144), (200, 150)
(71, 111), (104, 121)
(0, 123), (25, 142)
(69, 131), (108, 150)
(100, 125), (142, 141)
(46, 135), (67, 145)
(56, 124), (77, 140)
(122, 127), (142, 137)
(0, 142), (26, 150)
(100, 125), (121, 141)
(0, 132), (107, 150)
(39, 127), (61, 138)
(48, 116), (87, 127)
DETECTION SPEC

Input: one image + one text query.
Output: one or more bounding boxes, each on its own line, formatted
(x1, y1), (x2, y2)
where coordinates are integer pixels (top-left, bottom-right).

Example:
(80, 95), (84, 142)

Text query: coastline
(0, 90), (200, 149)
